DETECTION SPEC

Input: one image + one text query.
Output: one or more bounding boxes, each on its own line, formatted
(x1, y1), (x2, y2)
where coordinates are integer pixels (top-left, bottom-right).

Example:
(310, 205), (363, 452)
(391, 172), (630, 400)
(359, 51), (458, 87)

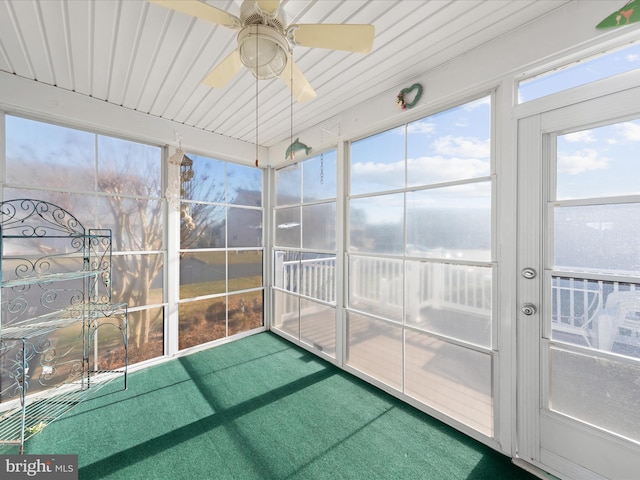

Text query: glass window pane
(300, 253), (336, 304)
(346, 312), (402, 390)
(554, 204), (640, 276)
(406, 182), (491, 262)
(180, 202), (226, 249)
(97, 308), (158, 370)
(349, 193), (404, 255)
(405, 330), (493, 436)
(406, 261), (492, 347)
(180, 251), (226, 299)
(227, 162), (262, 206)
(228, 250), (262, 292)
(407, 97), (490, 187)
(127, 307), (164, 365)
(179, 297), (227, 349)
(557, 120), (640, 200)
(275, 207), (301, 248)
(97, 135), (161, 197)
(300, 298), (335, 357)
(519, 42), (640, 103)
(228, 291), (263, 335)
(273, 290), (299, 338)
(97, 196), (163, 252)
(303, 151), (337, 201)
(550, 346), (640, 443)
(276, 163), (301, 206)
(551, 277), (640, 359)
(6, 116), (95, 189)
(349, 256), (403, 322)
(351, 127), (405, 195)
(184, 154), (226, 203)
(228, 206), (262, 248)
(302, 202), (336, 251)
(112, 253), (163, 307)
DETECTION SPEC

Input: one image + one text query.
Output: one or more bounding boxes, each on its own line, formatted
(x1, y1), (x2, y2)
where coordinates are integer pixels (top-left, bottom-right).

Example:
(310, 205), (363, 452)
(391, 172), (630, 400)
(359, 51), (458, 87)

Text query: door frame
(516, 85), (640, 480)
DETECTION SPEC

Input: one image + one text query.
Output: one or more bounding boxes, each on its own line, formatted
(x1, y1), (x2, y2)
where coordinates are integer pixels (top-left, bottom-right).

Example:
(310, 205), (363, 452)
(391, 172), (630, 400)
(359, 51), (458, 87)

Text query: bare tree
(96, 140), (164, 355)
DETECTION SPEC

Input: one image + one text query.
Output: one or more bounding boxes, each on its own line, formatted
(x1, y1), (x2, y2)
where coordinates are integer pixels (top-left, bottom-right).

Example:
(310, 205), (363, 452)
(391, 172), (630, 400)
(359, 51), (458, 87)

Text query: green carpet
(23, 332), (535, 479)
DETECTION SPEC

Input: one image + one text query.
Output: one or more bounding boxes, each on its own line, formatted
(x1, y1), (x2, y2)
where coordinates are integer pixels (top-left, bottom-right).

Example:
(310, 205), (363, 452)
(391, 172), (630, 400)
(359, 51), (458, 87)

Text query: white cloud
(563, 130), (596, 143)
(557, 149), (611, 174)
(616, 122), (640, 141)
(626, 53), (639, 62)
(406, 121), (436, 134)
(351, 153), (490, 189)
(351, 159), (405, 188)
(432, 135), (490, 158)
(407, 156), (490, 182)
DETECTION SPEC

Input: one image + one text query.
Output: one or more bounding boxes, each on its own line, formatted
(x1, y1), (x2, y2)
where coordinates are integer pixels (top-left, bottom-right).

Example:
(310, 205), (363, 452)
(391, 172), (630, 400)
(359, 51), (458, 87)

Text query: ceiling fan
(150, 0), (375, 102)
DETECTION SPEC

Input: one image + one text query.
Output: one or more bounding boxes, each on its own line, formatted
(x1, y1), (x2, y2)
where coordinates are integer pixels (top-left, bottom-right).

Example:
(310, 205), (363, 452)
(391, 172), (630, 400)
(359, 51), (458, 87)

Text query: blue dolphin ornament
(285, 138), (312, 159)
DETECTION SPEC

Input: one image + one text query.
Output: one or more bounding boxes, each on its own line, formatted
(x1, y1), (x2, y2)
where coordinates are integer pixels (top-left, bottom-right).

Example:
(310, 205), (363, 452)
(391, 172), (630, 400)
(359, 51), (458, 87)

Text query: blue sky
(519, 42), (640, 102)
(349, 95), (491, 226)
(557, 120), (640, 200)
(350, 95), (491, 199)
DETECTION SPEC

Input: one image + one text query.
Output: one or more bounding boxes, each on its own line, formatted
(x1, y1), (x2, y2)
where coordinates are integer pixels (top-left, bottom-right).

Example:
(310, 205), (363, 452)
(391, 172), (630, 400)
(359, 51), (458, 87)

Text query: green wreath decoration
(396, 83), (423, 110)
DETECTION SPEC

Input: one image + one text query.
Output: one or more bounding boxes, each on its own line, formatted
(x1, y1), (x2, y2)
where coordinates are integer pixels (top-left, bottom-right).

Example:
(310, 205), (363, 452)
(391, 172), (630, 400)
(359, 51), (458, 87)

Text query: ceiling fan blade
(148, 0), (240, 29)
(255, 0), (281, 17)
(202, 49), (242, 88)
(288, 24), (375, 53)
(279, 57), (316, 103)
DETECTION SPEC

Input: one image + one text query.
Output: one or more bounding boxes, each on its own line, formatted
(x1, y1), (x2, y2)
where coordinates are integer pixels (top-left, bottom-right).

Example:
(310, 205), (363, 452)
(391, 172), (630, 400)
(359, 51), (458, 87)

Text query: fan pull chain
(320, 127), (324, 185)
(290, 52), (294, 161)
(255, 72), (259, 166)
(255, 26), (259, 167)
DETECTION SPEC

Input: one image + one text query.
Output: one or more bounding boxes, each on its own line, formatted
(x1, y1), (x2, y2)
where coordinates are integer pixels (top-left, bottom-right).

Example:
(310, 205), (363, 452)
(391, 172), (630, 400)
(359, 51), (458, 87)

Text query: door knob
(521, 303), (537, 316)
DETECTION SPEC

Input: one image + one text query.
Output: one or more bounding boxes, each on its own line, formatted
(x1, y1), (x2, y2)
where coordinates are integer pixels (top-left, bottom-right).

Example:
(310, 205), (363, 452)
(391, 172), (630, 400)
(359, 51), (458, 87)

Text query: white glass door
(517, 86), (640, 480)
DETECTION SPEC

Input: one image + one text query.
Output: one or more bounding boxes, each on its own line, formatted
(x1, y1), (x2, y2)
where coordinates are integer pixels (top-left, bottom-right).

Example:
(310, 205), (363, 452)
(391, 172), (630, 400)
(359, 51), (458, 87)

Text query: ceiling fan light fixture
(237, 25), (289, 80)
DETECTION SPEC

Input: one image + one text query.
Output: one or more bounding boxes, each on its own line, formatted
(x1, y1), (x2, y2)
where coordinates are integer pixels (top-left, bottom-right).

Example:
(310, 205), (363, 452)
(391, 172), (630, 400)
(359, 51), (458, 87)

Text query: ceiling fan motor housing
(237, 1), (290, 80)
(240, 0), (287, 31)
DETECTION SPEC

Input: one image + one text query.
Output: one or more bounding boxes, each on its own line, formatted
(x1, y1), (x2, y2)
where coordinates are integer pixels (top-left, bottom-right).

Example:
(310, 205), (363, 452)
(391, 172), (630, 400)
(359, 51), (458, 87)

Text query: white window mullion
(165, 145), (181, 356)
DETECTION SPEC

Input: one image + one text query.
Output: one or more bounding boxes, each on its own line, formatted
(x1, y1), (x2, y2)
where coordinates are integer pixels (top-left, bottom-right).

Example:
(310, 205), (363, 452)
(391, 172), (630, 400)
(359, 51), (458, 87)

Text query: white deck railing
(275, 254), (640, 351)
(552, 278), (640, 350)
(349, 257), (492, 319)
(276, 254), (492, 316)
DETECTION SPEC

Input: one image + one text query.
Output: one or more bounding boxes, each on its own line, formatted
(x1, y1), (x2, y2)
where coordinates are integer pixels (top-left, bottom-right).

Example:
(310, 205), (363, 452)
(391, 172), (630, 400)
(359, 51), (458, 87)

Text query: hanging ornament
(285, 138), (312, 159)
(597, 0), (640, 28)
(396, 83), (423, 110)
(166, 141), (185, 211)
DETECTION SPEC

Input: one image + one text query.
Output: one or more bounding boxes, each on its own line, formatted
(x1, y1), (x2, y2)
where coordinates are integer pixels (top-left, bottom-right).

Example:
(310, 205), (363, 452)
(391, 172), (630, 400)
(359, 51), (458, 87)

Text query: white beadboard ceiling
(0, 0), (571, 148)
